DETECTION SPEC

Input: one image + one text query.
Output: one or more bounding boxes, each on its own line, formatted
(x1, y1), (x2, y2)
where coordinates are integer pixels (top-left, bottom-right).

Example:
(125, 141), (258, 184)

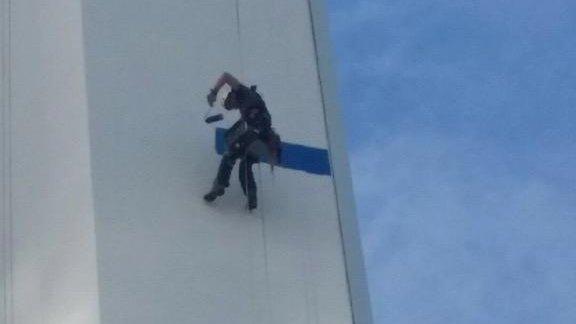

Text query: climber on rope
(203, 72), (281, 210)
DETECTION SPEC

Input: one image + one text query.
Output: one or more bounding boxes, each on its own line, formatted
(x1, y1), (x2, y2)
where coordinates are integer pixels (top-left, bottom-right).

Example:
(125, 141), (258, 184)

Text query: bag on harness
(265, 128), (282, 168)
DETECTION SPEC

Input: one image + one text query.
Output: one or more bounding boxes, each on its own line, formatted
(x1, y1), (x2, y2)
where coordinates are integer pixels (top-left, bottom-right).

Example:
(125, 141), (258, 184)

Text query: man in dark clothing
(204, 72), (275, 210)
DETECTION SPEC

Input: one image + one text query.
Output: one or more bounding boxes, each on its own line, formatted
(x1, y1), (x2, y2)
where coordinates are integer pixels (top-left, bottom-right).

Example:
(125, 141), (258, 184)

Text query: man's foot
(204, 187), (225, 202)
(247, 195), (257, 211)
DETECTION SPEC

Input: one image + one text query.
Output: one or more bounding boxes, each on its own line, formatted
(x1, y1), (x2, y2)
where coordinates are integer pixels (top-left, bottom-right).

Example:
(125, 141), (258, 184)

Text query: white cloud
(329, 0), (576, 322)
(350, 132), (576, 323)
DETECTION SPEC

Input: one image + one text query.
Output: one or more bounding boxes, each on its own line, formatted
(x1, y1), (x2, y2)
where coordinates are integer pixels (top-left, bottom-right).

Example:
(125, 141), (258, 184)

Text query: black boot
(239, 157), (258, 211)
(204, 183), (225, 202)
(247, 191), (257, 211)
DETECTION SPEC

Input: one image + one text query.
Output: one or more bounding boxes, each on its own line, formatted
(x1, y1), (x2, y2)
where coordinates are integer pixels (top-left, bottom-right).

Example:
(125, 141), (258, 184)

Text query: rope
(235, 3), (269, 321)
(241, 148), (271, 324)
(256, 161), (271, 324)
(235, 0), (245, 78)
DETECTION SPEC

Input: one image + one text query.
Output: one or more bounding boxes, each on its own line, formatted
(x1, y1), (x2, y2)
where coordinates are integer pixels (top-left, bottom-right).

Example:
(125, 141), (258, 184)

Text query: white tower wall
(1, 1), (371, 323)
(1, 1), (100, 323)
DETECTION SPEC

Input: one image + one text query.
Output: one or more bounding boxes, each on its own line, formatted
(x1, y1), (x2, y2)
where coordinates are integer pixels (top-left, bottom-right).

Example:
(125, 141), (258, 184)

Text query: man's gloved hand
(206, 88), (218, 107)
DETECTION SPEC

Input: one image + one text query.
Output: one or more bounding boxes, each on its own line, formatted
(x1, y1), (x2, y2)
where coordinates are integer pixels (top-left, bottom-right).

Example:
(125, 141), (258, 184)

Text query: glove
(206, 88), (218, 107)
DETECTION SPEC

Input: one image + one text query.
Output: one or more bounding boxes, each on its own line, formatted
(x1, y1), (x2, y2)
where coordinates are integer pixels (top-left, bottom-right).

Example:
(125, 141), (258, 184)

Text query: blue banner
(215, 128), (332, 176)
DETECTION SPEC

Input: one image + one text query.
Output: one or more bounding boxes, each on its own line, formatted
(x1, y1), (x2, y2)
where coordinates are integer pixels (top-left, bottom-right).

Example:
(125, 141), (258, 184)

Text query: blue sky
(326, 0), (576, 323)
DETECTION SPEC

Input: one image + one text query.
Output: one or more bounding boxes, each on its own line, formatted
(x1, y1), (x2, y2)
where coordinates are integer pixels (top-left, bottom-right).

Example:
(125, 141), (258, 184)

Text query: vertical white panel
(83, 1), (262, 323)
(83, 0), (365, 323)
(9, 1), (100, 323)
(0, 0), (11, 322)
(238, 0), (354, 323)
(308, 1), (374, 323)
(0, 0), (369, 323)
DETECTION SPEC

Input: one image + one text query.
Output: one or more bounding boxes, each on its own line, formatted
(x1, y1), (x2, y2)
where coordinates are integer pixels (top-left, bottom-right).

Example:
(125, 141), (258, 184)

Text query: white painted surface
(4, 1), (101, 323)
(0, 0), (367, 323)
(1, 0), (10, 322)
(307, 1), (374, 323)
(83, 0), (352, 323)
(239, 1), (356, 323)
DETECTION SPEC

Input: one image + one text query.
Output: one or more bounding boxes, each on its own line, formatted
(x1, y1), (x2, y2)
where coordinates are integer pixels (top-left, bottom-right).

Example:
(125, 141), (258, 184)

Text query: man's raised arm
(207, 72), (241, 106)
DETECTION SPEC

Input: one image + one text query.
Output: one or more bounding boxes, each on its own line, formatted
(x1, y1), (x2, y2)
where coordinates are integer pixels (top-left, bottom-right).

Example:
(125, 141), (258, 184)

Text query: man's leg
(204, 130), (258, 204)
(204, 152), (239, 202)
(215, 153), (236, 188)
(239, 156), (258, 210)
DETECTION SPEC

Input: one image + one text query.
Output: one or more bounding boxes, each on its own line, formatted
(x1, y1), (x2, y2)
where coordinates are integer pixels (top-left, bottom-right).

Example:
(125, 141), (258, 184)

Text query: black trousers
(215, 130), (260, 197)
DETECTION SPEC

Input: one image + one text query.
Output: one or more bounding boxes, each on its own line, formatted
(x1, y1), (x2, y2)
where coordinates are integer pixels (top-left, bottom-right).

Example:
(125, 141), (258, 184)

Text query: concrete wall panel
(6, 1), (100, 323)
(0, 1), (369, 323)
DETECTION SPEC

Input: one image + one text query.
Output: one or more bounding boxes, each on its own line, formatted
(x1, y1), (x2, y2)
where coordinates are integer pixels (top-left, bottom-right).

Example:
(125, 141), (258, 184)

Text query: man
(204, 72), (278, 210)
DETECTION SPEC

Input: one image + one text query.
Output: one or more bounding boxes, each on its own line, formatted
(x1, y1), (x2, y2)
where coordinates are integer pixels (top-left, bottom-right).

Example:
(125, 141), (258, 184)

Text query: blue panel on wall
(215, 128), (331, 176)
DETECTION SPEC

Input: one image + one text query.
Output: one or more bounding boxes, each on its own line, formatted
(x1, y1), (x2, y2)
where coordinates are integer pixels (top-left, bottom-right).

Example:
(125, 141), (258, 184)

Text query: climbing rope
(235, 1), (272, 322)
(256, 159), (271, 324)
